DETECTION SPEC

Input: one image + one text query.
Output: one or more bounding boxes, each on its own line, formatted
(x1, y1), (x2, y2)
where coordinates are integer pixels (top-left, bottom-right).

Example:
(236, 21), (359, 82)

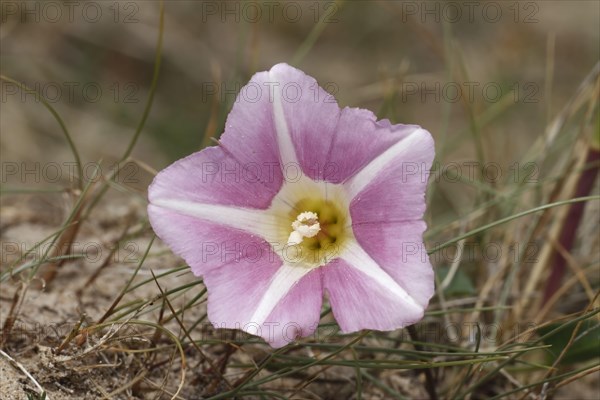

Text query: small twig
(55, 313), (86, 355)
(441, 238), (466, 290)
(407, 325), (438, 400)
(552, 364), (600, 391)
(1, 282), (24, 346)
(0, 348), (49, 399)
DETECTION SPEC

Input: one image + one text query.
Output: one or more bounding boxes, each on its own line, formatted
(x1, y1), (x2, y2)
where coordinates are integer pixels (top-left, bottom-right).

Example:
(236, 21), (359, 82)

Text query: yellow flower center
(267, 176), (352, 268)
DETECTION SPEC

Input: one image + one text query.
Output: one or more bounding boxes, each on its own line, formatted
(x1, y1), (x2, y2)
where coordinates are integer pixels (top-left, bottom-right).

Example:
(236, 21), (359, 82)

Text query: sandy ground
(1, 195), (195, 399)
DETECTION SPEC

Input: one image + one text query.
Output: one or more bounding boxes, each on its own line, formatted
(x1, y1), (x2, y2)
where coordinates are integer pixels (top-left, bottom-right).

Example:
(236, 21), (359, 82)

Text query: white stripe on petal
(250, 263), (312, 324)
(340, 239), (422, 312)
(152, 198), (278, 240)
(344, 128), (427, 199)
(269, 68), (299, 167)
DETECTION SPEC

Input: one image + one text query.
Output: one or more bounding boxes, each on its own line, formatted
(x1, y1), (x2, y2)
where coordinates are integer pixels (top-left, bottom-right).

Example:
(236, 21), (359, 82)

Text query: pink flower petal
(347, 128), (435, 222)
(218, 71), (287, 190)
(267, 63), (341, 180)
(323, 256), (425, 333)
(346, 127), (435, 311)
(266, 64), (426, 185)
(203, 250), (281, 335)
(262, 269), (323, 347)
(204, 260), (323, 347)
(327, 108), (420, 183)
(148, 205), (273, 276)
(148, 146), (281, 276)
(352, 220), (434, 309)
(149, 146), (278, 209)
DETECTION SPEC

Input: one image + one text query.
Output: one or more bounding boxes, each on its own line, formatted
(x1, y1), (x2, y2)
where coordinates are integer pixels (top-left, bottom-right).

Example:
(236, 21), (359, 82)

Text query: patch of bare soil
(1, 194), (198, 399)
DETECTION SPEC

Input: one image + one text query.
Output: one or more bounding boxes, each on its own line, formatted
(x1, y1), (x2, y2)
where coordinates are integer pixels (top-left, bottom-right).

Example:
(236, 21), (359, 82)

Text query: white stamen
(287, 231), (304, 246)
(287, 211), (320, 245)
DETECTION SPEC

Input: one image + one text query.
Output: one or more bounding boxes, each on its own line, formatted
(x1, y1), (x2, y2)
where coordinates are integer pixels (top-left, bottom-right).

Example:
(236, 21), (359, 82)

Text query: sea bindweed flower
(148, 63), (435, 347)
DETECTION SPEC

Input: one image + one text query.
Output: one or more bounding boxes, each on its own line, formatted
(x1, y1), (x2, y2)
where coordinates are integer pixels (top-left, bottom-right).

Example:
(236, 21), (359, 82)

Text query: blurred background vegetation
(1, 1), (599, 399)
(2, 1), (597, 168)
